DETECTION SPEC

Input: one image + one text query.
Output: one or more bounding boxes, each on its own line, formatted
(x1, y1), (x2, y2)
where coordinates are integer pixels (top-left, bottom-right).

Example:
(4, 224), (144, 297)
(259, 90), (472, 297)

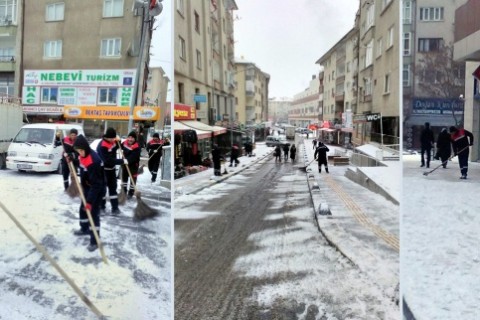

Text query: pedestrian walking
(211, 144), (223, 176)
(121, 131), (141, 198)
(312, 138), (317, 150)
(435, 128), (451, 168)
(449, 126), (474, 179)
(146, 133), (163, 183)
(96, 127), (123, 215)
(55, 128), (79, 191)
(73, 134), (105, 252)
(282, 143), (290, 161)
(274, 145), (282, 163)
(244, 141), (253, 157)
(289, 144), (297, 162)
(420, 122), (435, 168)
(229, 144), (240, 167)
(314, 141), (330, 173)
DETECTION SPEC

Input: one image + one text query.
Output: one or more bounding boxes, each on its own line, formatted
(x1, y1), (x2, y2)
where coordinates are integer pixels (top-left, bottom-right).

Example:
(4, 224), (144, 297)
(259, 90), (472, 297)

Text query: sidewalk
(402, 154), (480, 320)
(301, 138), (400, 296)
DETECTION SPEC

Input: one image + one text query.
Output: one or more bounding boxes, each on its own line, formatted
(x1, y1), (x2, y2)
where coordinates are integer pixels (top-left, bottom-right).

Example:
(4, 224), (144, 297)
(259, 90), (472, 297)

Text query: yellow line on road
(323, 175), (399, 252)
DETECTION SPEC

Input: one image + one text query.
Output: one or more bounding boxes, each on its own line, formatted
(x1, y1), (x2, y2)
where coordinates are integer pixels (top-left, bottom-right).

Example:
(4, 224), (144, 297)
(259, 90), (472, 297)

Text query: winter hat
(104, 127), (117, 138)
(442, 127), (447, 133)
(128, 130), (137, 140)
(153, 133), (160, 138)
(69, 128), (78, 135)
(449, 126), (457, 133)
(73, 135), (91, 155)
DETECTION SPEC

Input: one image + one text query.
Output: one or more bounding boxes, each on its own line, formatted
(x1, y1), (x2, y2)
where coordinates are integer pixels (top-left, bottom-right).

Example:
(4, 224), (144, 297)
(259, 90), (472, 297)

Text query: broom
(138, 144), (162, 175)
(116, 141), (159, 220)
(57, 129), (80, 198)
(67, 160), (108, 264)
(117, 165), (127, 205)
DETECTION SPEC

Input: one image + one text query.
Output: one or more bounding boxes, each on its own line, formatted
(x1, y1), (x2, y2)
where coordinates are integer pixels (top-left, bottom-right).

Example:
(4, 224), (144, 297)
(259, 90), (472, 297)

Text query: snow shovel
(138, 145), (162, 175)
(0, 201), (104, 317)
(117, 165), (127, 205)
(117, 142), (159, 221)
(423, 146), (469, 176)
(299, 157), (317, 172)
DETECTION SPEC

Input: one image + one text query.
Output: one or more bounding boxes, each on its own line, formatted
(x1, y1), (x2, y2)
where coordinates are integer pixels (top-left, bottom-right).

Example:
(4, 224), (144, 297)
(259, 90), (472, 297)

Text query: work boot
(420, 164), (425, 167)
(73, 229), (89, 236)
(326, 167), (329, 173)
(87, 243), (98, 252)
(111, 208), (121, 215)
(460, 175), (467, 179)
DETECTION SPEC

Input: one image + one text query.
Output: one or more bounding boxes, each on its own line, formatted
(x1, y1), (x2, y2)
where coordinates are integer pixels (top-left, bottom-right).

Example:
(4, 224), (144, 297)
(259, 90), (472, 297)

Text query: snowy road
(174, 154), (398, 319)
(0, 168), (171, 319)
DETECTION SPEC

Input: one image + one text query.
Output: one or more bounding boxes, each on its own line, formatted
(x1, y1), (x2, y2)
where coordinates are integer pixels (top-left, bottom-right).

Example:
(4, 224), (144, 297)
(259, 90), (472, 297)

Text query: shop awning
(320, 128), (336, 132)
(179, 120), (227, 136)
(173, 121), (212, 139)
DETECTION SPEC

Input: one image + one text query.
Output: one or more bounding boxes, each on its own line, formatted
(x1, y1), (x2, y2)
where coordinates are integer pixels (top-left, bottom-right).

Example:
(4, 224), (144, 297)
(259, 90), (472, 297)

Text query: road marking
(323, 175), (399, 252)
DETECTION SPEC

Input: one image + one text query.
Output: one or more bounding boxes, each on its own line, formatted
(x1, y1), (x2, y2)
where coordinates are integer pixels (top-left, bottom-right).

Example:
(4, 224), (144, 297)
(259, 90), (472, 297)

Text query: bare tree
(416, 43), (465, 126)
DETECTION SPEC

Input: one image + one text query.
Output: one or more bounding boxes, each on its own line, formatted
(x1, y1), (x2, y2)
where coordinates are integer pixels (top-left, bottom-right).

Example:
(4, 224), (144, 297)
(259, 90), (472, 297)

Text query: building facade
(144, 67), (170, 130)
(268, 97), (291, 124)
(174, 0), (238, 126)
(289, 75), (320, 129)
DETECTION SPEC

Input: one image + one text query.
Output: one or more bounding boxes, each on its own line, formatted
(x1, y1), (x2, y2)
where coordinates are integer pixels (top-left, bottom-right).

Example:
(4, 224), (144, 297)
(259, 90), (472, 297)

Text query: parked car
(265, 135), (289, 147)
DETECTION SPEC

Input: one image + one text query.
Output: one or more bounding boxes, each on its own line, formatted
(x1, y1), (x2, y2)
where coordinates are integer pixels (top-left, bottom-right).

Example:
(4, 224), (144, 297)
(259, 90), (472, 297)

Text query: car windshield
(13, 128), (54, 145)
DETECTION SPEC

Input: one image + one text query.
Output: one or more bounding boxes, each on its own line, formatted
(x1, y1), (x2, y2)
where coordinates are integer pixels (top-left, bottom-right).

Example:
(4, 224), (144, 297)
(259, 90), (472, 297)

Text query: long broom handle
(67, 160), (108, 264)
(0, 201), (104, 318)
(116, 141), (138, 192)
(424, 145), (470, 175)
(56, 133), (78, 181)
(57, 129), (107, 264)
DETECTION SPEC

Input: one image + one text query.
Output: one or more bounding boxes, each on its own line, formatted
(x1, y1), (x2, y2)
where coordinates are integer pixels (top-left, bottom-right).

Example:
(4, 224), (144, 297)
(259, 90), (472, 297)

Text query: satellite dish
(149, 2), (163, 16)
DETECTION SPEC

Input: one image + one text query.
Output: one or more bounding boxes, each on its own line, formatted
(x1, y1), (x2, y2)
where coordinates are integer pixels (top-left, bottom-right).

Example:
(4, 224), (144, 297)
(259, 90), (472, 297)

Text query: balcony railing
(0, 55), (15, 62)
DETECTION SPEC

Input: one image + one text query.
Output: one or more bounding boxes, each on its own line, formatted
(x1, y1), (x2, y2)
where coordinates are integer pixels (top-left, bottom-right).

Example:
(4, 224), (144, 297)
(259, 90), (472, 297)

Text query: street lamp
(128, 0), (163, 133)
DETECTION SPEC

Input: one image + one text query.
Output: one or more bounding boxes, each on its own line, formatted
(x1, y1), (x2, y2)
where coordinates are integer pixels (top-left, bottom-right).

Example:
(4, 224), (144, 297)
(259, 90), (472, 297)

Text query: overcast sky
(150, 0), (172, 93)
(234, 0), (359, 99)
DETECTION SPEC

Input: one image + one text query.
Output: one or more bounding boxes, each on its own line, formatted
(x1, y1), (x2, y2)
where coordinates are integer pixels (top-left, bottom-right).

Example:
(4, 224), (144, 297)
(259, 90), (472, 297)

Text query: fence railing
(350, 152), (386, 167)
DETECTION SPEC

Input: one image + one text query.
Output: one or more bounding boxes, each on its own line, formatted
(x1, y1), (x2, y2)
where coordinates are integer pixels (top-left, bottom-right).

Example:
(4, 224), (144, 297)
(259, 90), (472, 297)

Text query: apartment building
(234, 59), (269, 126)
(289, 75), (320, 129)
(453, 0), (480, 161)
(0, 0), (21, 98)
(404, 0), (465, 150)
(20, 0), (161, 137)
(174, 0), (238, 126)
(144, 66), (170, 130)
(356, 0), (400, 147)
(268, 97), (291, 124)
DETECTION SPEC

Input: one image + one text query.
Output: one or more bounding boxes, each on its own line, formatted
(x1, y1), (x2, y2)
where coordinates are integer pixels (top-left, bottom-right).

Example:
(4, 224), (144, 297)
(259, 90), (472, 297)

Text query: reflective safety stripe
(64, 179), (69, 183)
(104, 167), (115, 171)
(88, 226), (100, 231)
(80, 219), (89, 223)
(110, 195), (118, 199)
(152, 171), (157, 174)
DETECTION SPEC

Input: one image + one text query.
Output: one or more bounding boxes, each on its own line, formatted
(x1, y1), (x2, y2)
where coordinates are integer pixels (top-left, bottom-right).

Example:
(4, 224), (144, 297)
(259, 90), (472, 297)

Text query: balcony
(0, 55), (15, 72)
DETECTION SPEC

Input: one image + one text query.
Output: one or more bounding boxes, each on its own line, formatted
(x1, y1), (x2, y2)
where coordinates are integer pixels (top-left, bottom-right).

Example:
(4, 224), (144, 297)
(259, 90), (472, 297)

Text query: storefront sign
(193, 94), (207, 103)
(412, 98), (464, 115)
(22, 106), (64, 114)
(174, 104), (196, 120)
(24, 69), (136, 87)
(63, 106), (160, 121)
(365, 113), (381, 121)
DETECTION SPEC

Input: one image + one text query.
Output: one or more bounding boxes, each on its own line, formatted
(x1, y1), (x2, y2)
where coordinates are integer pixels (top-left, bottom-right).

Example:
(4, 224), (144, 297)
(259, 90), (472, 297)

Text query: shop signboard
(63, 106), (160, 121)
(174, 104), (196, 120)
(412, 98), (464, 115)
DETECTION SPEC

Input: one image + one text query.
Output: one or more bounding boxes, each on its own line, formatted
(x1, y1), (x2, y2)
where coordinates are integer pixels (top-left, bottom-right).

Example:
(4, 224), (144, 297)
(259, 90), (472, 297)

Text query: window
(403, 32), (411, 56)
(196, 49), (201, 69)
(101, 38), (121, 57)
(178, 82), (184, 103)
(41, 87), (58, 104)
(365, 39), (373, 67)
(387, 27), (394, 48)
(179, 36), (186, 60)
(376, 38), (383, 58)
(0, 0), (16, 23)
(46, 2), (64, 21)
(418, 38), (442, 52)
(0, 47), (14, 61)
(364, 78), (372, 96)
(177, 0), (184, 16)
(403, 1), (412, 24)
(366, 4), (374, 30)
(403, 64), (411, 87)
(103, 0), (123, 18)
(194, 11), (200, 32)
(44, 40), (62, 58)
(384, 74), (390, 94)
(98, 88), (118, 105)
(419, 7), (444, 21)
(0, 73), (14, 95)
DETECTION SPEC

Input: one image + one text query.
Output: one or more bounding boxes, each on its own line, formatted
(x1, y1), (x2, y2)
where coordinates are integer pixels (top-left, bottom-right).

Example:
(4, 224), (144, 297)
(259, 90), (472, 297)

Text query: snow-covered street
(0, 168), (171, 319)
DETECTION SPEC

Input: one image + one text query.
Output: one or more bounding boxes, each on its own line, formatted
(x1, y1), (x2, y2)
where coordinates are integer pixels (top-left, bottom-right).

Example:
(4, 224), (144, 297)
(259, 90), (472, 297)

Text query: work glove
(85, 203), (92, 212)
(123, 159), (129, 165)
(153, 150), (158, 153)
(115, 135), (121, 142)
